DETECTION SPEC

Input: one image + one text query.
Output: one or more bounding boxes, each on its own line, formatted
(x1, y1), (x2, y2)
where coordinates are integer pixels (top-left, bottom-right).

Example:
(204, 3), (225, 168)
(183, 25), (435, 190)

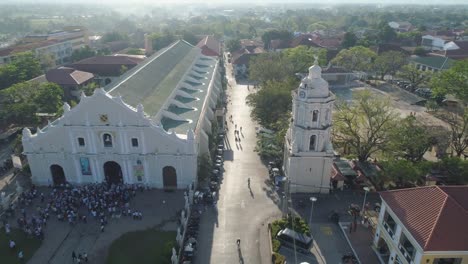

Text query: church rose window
(103, 133), (113, 147)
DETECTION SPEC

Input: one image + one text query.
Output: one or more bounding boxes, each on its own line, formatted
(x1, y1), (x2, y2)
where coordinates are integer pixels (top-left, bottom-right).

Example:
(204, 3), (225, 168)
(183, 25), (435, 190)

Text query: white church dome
(300, 60), (329, 98)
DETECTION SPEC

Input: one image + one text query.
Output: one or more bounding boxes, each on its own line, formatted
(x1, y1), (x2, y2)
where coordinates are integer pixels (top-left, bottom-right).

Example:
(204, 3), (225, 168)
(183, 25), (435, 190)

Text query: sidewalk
(339, 222), (380, 264)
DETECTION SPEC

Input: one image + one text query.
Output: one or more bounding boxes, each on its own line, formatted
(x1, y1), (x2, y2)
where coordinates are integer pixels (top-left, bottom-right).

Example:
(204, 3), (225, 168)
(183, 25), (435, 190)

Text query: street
(194, 63), (282, 264)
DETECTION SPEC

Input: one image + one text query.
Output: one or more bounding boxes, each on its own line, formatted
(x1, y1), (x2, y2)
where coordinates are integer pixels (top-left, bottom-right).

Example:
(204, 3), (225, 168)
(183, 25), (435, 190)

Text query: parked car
(276, 228), (313, 253)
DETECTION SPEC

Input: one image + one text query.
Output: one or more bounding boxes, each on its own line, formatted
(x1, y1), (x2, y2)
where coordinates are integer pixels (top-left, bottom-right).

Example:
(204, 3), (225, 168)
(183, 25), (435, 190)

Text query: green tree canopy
(373, 51), (407, 80)
(71, 46), (96, 62)
(331, 46), (377, 72)
(397, 64), (431, 91)
(333, 90), (399, 162)
(225, 38), (241, 53)
(431, 59), (468, 103)
(282, 46), (327, 73)
(249, 52), (294, 84)
(261, 29), (292, 49)
(341, 31), (357, 48)
(101, 31), (128, 43)
(150, 31), (176, 51)
(389, 115), (433, 162)
(0, 81), (63, 126)
(378, 159), (430, 188)
(0, 52), (42, 90)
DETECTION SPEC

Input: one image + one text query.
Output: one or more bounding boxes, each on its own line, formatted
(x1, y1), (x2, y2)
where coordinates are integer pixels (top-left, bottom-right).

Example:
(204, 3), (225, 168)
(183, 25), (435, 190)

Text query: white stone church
(22, 40), (223, 190)
(283, 60), (335, 193)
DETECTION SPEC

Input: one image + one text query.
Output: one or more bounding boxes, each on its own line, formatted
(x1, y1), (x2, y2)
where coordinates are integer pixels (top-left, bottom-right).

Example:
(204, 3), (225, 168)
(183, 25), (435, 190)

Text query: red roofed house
(196, 35), (221, 57)
(373, 186), (468, 264)
(71, 55), (144, 86)
(46, 67), (94, 100)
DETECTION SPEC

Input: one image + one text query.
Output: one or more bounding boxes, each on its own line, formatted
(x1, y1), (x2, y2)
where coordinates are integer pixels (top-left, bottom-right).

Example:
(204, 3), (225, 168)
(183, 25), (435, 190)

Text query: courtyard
(1, 185), (184, 264)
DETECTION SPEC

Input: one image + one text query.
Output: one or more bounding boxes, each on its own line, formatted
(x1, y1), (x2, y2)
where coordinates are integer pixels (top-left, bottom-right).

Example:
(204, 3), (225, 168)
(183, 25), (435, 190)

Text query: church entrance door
(104, 161), (123, 184)
(162, 166), (177, 190)
(50, 165), (66, 185)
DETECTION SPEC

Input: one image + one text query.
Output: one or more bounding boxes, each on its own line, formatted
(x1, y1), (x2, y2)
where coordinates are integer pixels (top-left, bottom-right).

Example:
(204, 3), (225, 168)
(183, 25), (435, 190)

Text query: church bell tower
(283, 59), (335, 193)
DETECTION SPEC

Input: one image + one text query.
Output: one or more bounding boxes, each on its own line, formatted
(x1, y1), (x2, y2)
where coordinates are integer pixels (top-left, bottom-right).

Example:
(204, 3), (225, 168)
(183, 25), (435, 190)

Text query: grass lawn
(107, 228), (176, 264)
(0, 228), (42, 263)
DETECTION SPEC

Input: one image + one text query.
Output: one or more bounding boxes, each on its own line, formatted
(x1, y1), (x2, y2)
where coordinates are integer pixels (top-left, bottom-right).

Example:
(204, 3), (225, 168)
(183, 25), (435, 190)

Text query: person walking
(247, 178), (250, 188)
(72, 251), (77, 262)
(18, 250), (24, 262)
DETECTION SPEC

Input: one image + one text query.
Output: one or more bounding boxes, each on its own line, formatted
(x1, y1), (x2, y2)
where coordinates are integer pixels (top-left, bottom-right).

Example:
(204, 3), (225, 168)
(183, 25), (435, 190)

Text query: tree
(389, 115), (433, 162)
(431, 59), (468, 102)
(373, 51), (407, 80)
(282, 46), (327, 73)
(197, 153), (212, 184)
(150, 31), (176, 51)
(38, 53), (56, 71)
(249, 53), (295, 84)
(225, 38), (241, 53)
(377, 24), (397, 43)
(261, 29), (292, 50)
(246, 79), (295, 129)
(34, 82), (64, 113)
(331, 46), (377, 72)
(181, 31), (199, 45)
(71, 46), (96, 62)
(413, 46), (428, 56)
(101, 31), (128, 43)
(341, 32), (357, 48)
(378, 160), (429, 188)
(440, 110), (468, 158)
(397, 64), (430, 91)
(0, 52), (42, 90)
(333, 90), (399, 162)
(126, 48), (144, 55)
(434, 157), (468, 185)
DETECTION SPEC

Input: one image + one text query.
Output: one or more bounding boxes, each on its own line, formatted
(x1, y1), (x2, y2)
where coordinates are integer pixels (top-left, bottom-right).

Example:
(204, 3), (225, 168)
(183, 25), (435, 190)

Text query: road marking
(321, 226), (333, 236)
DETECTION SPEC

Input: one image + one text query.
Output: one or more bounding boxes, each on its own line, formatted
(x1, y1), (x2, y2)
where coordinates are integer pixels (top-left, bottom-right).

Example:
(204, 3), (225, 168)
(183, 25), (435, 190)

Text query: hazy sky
(0, 0), (467, 4)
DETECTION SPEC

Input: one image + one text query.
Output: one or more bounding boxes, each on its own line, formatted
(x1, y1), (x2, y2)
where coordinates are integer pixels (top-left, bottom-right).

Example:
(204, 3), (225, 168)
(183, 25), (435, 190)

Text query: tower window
(309, 135), (316, 151)
(103, 133), (113, 147)
(312, 110), (319, 122)
(131, 138), (139, 147)
(78, 137), (85, 147)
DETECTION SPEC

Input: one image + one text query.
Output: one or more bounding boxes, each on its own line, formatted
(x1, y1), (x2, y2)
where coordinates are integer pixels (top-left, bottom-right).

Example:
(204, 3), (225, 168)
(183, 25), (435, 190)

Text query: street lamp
(308, 197), (318, 234)
(361, 186), (370, 217)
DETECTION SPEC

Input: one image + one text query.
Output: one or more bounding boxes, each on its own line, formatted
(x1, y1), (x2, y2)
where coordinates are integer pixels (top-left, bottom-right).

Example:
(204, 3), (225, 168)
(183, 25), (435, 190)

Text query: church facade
(283, 60), (335, 193)
(22, 40), (222, 189)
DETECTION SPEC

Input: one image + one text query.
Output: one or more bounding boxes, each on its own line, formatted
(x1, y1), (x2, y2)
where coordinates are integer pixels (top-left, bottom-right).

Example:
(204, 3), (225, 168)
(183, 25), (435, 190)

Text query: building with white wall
(283, 60), (335, 193)
(22, 40), (222, 190)
(373, 186), (468, 264)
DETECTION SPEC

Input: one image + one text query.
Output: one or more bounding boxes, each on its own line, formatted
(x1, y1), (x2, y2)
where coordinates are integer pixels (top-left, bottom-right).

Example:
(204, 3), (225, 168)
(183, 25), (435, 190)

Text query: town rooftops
(410, 55), (454, 70)
(71, 55), (144, 76)
(46, 67), (94, 85)
(380, 186), (468, 251)
(196, 35), (221, 57)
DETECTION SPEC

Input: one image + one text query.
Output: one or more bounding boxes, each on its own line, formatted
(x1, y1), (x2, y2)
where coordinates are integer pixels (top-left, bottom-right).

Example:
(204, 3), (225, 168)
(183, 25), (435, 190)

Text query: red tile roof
(71, 55), (143, 76)
(380, 186), (468, 251)
(46, 67), (94, 85)
(196, 35), (221, 57)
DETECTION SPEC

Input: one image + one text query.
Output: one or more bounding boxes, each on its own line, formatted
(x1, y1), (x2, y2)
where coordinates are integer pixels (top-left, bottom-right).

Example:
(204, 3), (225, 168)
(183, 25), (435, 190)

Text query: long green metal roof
(106, 40), (197, 116)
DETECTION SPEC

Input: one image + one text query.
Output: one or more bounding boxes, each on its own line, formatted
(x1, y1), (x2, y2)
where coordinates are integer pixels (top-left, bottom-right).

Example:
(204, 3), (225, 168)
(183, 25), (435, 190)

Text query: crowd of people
(2, 182), (148, 262)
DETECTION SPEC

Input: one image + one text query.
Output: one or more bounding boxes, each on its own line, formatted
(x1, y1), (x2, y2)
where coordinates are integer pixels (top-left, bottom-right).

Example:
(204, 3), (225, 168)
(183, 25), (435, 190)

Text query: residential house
(70, 55), (144, 86)
(409, 56), (454, 72)
(196, 35), (221, 57)
(388, 21), (413, 33)
(421, 35), (446, 51)
(231, 43), (265, 77)
(46, 67), (94, 100)
(373, 186), (468, 264)
(373, 43), (410, 56)
(331, 159), (357, 190)
(434, 41), (468, 60)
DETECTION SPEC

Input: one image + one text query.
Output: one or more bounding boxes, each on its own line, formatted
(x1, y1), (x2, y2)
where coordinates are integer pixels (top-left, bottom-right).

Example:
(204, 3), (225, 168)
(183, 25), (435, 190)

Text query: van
(276, 228), (313, 253)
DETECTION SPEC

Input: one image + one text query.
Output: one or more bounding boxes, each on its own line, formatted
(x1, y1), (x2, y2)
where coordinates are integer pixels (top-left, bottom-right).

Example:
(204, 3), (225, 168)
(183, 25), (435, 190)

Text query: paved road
(195, 64), (281, 264)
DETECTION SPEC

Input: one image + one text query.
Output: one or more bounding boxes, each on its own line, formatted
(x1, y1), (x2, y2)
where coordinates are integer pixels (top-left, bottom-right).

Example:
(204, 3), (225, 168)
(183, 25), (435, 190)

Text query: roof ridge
(424, 187), (448, 250)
